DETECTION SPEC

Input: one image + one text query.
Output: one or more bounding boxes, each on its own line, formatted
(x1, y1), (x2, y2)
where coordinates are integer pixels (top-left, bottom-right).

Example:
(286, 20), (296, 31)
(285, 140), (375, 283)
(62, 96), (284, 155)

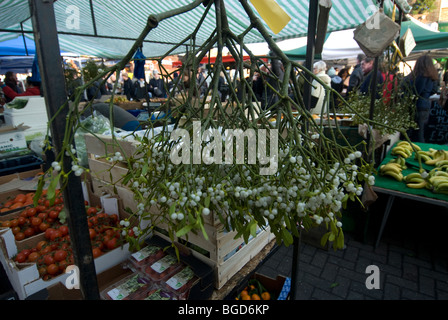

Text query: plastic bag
(75, 112), (113, 167)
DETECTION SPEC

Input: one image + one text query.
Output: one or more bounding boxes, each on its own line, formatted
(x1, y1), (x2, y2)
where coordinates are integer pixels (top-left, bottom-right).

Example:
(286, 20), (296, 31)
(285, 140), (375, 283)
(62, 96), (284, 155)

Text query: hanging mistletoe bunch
(37, 0), (410, 253)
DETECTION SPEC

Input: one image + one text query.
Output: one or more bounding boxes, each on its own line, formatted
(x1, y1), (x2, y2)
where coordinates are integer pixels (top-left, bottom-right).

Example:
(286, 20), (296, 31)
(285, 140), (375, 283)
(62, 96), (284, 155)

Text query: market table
(373, 141), (448, 248)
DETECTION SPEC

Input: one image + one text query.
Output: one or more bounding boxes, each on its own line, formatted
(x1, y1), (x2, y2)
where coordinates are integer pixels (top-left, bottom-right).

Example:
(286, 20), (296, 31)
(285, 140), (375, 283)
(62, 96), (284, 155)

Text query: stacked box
(84, 132), (275, 289)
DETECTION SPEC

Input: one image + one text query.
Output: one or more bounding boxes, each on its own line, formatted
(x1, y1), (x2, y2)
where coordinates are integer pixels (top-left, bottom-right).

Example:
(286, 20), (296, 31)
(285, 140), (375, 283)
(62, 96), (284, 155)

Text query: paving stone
(257, 226), (448, 301)
(386, 274), (418, 292)
(320, 263), (339, 282)
(401, 288), (433, 300)
(436, 289), (448, 300)
(350, 280), (384, 300)
(299, 262), (324, 278)
(331, 275), (351, 299)
(387, 250), (403, 268)
(419, 275), (435, 298)
(311, 288), (343, 300)
(343, 246), (360, 262)
(383, 283), (401, 300)
(310, 250), (328, 268)
(294, 281), (314, 300)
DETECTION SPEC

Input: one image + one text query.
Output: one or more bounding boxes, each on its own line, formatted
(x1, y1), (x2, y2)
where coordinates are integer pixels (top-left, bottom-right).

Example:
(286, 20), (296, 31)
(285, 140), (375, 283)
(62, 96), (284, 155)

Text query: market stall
(0, 0), (424, 302)
(373, 141), (448, 247)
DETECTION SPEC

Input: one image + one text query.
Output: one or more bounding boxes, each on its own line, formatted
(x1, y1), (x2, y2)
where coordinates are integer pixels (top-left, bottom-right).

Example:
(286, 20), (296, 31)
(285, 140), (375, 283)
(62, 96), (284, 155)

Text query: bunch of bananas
(403, 172), (427, 189)
(390, 141), (420, 158)
(417, 148), (448, 166)
(427, 168), (448, 194)
(388, 156), (407, 170)
(379, 161), (403, 181)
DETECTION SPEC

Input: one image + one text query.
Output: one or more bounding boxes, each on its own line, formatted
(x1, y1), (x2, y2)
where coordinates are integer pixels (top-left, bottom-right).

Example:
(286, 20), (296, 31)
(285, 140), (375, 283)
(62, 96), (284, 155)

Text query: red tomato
(92, 248), (103, 259)
(50, 230), (62, 241)
(23, 227), (35, 238)
(45, 228), (56, 239)
(47, 263), (59, 275)
(36, 240), (48, 251)
(14, 232), (25, 241)
(44, 254), (55, 266)
(48, 210), (59, 219)
(17, 216), (27, 225)
(26, 207), (37, 217)
(60, 242), (70, 250)
(86, 207), (98, 216)
(88, 228), (97, 240)
(54, 250), (67, 262)
(15, 252), (27, 263)
(36, 205), (46, 213)
(92, 240), (104, 251)
(39, 222), (50, 232)
(102, 235), (112, 247)
(11, 226), (20, 235)
(40, 245), (52, 255)
(21, 249), (31, 257)
(10, 219), (19, 227)
(88, 216), (98, 226)
(59, 225), (69, 236)
(38, 266), (47, 276)
(58, 260), (68, 271)
(37, 212), (48, 220)
(27, 252), (40, 262)
(31, 217), (42, 226)
(104, 228), (115, 237)
(106, 238), (118, 250)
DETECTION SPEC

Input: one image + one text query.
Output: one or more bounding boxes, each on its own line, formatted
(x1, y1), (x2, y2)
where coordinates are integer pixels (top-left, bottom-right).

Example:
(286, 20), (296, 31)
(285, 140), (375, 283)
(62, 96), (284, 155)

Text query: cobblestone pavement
(257, 195), (448, 300)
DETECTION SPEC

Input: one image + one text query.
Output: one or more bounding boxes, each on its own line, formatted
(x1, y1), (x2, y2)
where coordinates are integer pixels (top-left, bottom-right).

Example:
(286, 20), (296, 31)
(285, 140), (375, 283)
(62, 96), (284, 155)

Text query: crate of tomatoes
(0, 195), (133, 300)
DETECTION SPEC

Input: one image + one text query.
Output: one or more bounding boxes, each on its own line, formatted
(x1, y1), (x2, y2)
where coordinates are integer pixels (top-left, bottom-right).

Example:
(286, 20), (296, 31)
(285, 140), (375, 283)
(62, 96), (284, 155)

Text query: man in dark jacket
(359, 57), (384, 99)
(347, 53), (366, 96)
(122, 72), (134, 100)
(149, 70), (166, 98)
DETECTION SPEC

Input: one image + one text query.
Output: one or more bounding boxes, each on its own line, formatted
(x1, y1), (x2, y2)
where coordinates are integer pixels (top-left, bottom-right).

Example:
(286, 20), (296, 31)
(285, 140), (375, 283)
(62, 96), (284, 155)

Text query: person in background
(3, 72), (21, 102)
(133, 77), (150, 101)
(310, 60), (331, 114)
(359, 57), (384, 98)
(346, 53), (366, 96)
(197, 67), (208, 97)
(329, 68), (349, 110)
(149, 69), (166, 98)
(168, 72), (179, 93)
(218, 71), (228, 102)
(402, 55), (439, 143)
(0, 76), (41, 101)
(122, 72), (134, 100)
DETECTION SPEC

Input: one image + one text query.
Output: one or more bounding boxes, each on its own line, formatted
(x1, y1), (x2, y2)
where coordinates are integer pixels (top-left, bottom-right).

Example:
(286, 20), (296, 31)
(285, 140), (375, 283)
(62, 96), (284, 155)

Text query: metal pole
(29, 0), (100, 299)
(303, 0), (319, 110)
(290, 0), (319, 300)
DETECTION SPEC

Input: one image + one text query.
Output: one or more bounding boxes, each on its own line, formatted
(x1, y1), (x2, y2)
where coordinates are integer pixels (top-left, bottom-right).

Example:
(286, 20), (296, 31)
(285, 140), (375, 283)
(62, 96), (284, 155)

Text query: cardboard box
(144, 235), (214, 300)
(226, 273), (289, 300)
(0, 195), (133, 300)
(0, 125), (28, 153)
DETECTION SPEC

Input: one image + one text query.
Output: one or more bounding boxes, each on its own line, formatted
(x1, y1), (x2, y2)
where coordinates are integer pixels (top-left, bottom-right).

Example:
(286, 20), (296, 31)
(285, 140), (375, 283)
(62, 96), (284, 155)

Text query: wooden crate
(84, 133), (141, 186)
(154, 227), (275, 289)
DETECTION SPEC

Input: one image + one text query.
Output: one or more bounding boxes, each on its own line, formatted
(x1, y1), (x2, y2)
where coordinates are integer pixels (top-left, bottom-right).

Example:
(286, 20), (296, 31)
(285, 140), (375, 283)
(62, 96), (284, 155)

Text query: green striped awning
(1, 0), (380, 59)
